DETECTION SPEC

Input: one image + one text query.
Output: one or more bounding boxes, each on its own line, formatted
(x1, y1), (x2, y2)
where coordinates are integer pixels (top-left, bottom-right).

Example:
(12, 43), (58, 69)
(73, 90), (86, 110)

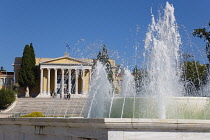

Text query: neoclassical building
(13, 53), (118, 97)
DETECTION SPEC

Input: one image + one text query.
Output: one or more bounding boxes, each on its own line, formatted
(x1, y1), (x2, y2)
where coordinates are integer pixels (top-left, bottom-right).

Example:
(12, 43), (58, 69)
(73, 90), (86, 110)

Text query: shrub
(0, 88), (16, 109)
(12, 83), (20, 92)
(21, 111), (44, 117)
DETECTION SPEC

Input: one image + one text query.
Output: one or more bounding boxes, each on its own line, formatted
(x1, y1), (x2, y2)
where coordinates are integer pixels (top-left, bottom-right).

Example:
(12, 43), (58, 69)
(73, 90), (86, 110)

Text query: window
(9, 78), (13, 85)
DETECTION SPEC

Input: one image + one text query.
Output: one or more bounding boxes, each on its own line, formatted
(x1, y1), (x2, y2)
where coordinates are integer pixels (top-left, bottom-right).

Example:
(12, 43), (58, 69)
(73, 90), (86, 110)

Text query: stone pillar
(40, 68), (43, 94)
(89, 69), (92, 82)
(75, 69), (78, 94)
(61, 69), (64, 96)
(47, 68), (51, 94)
(82, 69), (85, 94)
(68, 69), (71, 94)
(54, 69), (57, 93)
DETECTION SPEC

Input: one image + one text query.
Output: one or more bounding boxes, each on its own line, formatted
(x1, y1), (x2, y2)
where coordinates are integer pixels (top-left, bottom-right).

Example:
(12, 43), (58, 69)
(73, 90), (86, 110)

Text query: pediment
(39, 56), (93, 65)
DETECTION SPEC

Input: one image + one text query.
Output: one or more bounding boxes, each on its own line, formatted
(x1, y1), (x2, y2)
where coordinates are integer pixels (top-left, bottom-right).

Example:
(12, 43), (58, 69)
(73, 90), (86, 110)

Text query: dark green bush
(0, 88), (16, 109)
(21, 111), (44, 117)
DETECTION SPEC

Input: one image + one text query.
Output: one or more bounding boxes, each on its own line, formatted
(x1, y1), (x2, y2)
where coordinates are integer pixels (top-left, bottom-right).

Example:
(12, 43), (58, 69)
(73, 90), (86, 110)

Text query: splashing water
(120, 68), (136, 97)
(120, 68), (136, 118)
(142, 2), (183, 119)
(85, 61), (112, 118)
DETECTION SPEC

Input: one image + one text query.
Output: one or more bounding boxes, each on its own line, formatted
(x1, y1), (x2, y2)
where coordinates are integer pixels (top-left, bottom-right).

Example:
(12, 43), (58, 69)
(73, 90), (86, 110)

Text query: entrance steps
(1, 97), (88, 118)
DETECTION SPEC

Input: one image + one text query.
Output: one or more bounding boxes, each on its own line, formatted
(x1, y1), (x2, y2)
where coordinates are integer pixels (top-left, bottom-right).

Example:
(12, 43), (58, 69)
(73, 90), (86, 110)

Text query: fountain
(85, 61), (112, 118)
(141, 1), (183, 119)
(85, 2), (210, 120)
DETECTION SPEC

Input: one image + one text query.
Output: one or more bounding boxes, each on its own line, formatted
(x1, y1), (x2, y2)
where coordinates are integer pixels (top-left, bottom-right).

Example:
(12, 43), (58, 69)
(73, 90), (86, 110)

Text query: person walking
(67, 91), (71, 100)
(60, 90), (62, 99)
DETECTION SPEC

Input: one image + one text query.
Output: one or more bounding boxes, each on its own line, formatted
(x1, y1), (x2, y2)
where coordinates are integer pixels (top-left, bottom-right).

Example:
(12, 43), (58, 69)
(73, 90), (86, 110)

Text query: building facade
(13, 53), (118, 98)
(0, 71), (14, 90)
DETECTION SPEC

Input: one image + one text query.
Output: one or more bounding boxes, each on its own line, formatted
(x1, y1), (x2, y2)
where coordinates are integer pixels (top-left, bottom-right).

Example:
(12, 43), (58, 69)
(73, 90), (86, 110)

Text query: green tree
(0, 67), (6, 72)
(132, 65), (146, 94)
(193, 22), (210, 63)
(96, 44), (113, 83)
(18, 43), (36, 96)
(29, 43), (38, 84)
(133, 65), (140, 93)
(133, 65), (141, 83)
(182, 60), (207, 90)
(0, 88), (16, 109)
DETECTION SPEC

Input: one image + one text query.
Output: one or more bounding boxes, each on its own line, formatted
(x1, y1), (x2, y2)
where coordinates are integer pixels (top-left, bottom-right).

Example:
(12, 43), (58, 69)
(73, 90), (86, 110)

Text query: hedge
(21, 111), (44, 117)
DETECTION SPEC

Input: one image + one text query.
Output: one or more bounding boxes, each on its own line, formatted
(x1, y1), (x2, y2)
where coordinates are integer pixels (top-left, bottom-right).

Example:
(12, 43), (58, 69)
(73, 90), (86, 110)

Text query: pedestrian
(67, 92), (71, 100)
(50, 90), (53, 96)
(69, 92), (71, 100)
(54, 90), (57, 98)
(66, 89), (69, 100)
(64, 93), (67, 99)
(60, 90), (62, 99)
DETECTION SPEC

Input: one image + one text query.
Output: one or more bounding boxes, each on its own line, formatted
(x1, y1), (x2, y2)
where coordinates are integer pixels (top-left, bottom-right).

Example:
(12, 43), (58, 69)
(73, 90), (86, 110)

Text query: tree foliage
(182, 60), (208, 90)
(96, 44), (113, 82)
(0, 88), (16, 109)
(18, 43), (37, 91)
(0, 67), (6, 72)
(193, 22), (210, 63)
(132, 65), (146, 94)
(133, 65), (142, 83)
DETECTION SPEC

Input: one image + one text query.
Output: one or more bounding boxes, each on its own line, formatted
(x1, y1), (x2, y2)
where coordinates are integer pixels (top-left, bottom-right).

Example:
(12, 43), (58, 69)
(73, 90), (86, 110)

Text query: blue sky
(0, 0), (210, 71)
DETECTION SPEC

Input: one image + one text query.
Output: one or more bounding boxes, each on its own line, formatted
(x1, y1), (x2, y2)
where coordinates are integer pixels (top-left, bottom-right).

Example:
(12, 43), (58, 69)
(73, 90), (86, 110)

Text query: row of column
(40, 68), (91, 96)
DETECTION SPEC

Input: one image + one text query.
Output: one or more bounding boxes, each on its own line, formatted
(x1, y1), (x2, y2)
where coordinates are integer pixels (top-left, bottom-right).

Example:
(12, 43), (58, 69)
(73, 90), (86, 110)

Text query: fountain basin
(110, 97), (210, 119)
(1, 118), (210, 140)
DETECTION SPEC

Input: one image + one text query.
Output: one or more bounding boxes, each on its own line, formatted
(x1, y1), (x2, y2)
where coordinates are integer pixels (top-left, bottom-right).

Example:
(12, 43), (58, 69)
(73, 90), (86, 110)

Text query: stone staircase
(0, 97), (88, 118)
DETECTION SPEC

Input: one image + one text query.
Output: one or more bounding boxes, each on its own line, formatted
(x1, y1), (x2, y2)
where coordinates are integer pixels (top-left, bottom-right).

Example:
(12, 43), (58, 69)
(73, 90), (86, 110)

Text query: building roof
(38, 55), (93, 65)
(14, 54), (117, 67)
(0, 71), (14, 75)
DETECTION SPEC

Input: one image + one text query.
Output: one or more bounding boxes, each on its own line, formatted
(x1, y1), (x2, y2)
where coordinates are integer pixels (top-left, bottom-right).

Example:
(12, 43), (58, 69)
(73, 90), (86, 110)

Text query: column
(54, 68), (57, 93)
(89, 69), (92, 82)
(40, 68), (43, 94)
(61, 69), (64, 96)
(47, 68), (51, 94)
(82, 69), (85, 94)
(68, 69), (71, 94)
(75, 69), (78, 94)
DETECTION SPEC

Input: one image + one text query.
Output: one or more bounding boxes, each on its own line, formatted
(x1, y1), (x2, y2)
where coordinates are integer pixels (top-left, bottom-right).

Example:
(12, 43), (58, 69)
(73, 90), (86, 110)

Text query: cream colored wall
(0, 75), (14, 90)
(109, 59), (116, 66)
(48, 59), (81, 64)
(114, 75), (122, 94)
(36, 57), (93, 65)
(84, 70), (90, 92)
(43, 69), (47, 93)
(13, 65), (20, 83)
(35, 58), (52, 65)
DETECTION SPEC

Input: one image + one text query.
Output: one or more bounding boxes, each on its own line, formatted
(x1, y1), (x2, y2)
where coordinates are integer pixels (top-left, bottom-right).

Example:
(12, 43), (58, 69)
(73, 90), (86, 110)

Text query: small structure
(0, 67), (14, 90)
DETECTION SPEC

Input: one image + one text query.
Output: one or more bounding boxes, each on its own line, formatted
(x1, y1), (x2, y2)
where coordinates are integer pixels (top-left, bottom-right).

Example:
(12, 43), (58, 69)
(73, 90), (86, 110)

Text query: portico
(39, 64), (92, 97)
(13, 52), (117, 98)
(37, 55), (93, 98)
(13, 53), (93, 98)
